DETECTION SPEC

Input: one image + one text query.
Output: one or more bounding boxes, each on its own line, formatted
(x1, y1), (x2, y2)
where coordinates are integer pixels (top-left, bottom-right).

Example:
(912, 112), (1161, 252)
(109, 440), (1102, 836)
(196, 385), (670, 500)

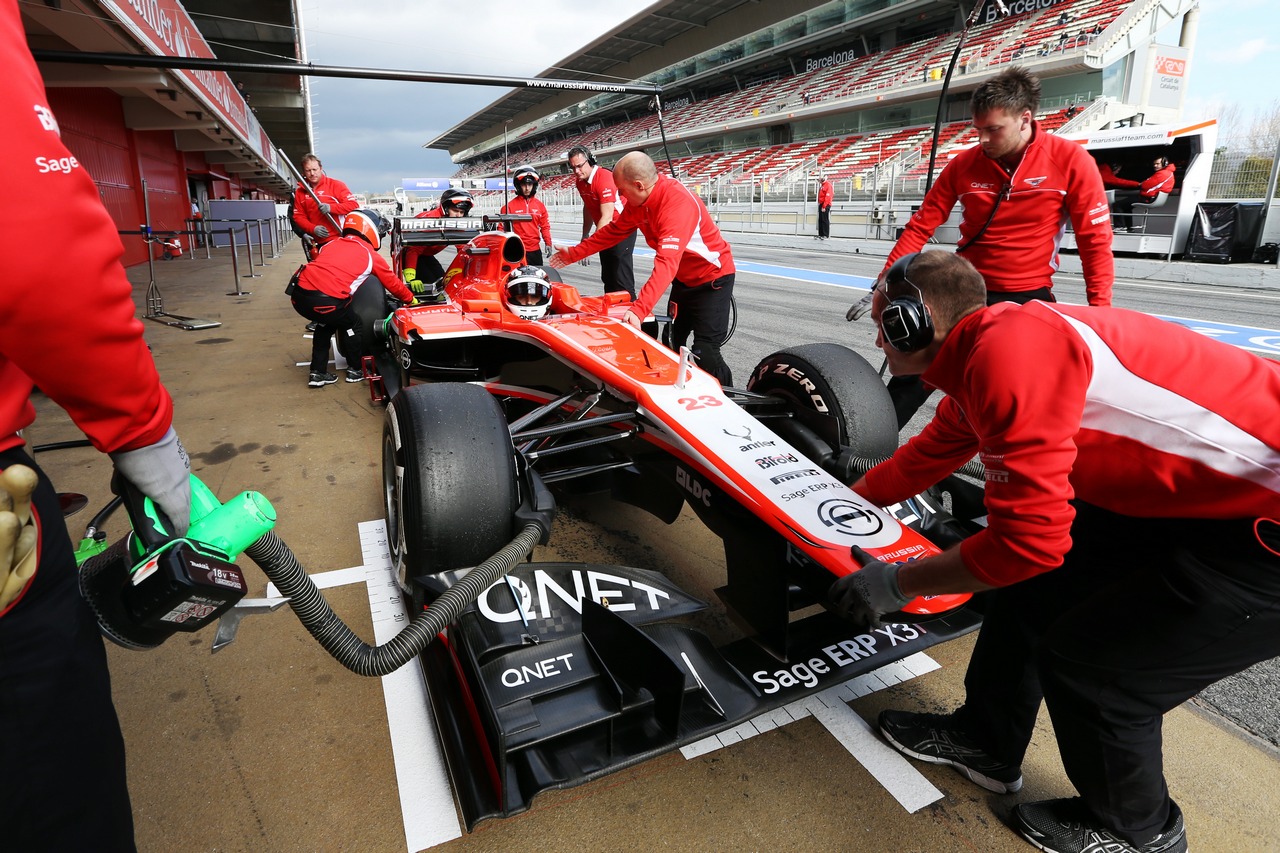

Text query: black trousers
(600, 229), (637, 298)
(818, 205), (831, 238)
(953, 503), (1280, 843)
(667, 273), (734, 386)
(886, 285), (1054, 428)
(525, 249), (544, 267)
(0, 448), (136, 851)
(291, 287), (363, 374)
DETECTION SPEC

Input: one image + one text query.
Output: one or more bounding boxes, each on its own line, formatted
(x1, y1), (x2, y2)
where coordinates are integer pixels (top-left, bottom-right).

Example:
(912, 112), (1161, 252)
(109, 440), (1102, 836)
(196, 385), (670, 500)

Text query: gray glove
(313, 225), (330, 239)
(317, 202), (332, 215)
(109, 427), (192, 536)
(828, 546), (909, 628)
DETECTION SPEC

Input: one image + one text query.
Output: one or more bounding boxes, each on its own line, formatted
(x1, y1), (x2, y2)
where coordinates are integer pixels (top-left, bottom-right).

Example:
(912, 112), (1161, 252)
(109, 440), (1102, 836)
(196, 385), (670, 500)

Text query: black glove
(828, 546), (909, 628)
(317, 202), (332, 215)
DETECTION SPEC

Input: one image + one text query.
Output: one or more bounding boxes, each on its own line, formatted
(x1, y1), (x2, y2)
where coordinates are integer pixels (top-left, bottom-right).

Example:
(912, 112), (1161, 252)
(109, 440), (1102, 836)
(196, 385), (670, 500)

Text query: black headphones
(879, 252), (934, 353)
(568, 146), (597, 167)
(1154, 155), (1169, 168)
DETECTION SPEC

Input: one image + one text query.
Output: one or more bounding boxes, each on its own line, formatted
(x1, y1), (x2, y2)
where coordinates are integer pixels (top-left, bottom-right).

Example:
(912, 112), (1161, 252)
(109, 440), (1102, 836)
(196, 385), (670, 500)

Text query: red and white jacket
(885, 121), (1115, 306)
(500, 195), (553, 254)
(292, 175), (359, 244)
(576, 165), (624, 229)
(1140, 163), (1177, 199)
(2, 0), (173, 456)
(560, 174), (735, 319)
(856, 302), (1280, 587)
(298, 236), (414, 303)
(818, 180), (834, 208)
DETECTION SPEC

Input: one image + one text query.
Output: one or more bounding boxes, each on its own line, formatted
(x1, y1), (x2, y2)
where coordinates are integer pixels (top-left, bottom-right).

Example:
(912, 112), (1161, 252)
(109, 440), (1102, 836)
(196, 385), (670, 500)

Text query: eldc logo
(1156, 57), (1186, 77)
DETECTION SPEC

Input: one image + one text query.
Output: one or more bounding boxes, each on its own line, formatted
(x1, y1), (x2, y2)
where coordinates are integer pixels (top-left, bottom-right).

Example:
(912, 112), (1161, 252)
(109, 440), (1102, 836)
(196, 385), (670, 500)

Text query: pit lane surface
(27, 239), (1279, 852)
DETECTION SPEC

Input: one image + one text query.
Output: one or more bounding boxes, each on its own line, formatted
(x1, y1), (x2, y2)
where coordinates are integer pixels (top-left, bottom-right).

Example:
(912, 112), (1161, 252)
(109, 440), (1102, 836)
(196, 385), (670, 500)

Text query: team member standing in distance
(816, 173), (833, 239)
(832, 250), (1280, 853)
(568, 145), (636, 298)
(501, 166), (554, 265)
(291, 153), (359, 253)
(551, 152), (736, 386)
(291, 209), (416, 387)
(2, 4), (195, 846)
(874, 68), (1115, 428)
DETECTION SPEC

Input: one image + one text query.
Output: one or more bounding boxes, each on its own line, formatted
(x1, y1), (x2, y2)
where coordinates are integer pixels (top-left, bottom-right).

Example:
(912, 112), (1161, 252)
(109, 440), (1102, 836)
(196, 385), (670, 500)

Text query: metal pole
(1254, 133), (1280, 253)
(142, 178), (162, 317)
(255, 220), (269, 266)
(242, 225), (260, 279)
(226, 228), (248, 296)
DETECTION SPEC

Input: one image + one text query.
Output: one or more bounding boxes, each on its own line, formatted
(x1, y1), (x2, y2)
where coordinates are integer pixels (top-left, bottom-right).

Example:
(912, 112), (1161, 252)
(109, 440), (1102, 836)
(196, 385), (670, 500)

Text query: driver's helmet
(439, 188), (475, 217)
(513, 166), (540, 195)
(342, 209), (382, 249)
(503, 266), (553, 320)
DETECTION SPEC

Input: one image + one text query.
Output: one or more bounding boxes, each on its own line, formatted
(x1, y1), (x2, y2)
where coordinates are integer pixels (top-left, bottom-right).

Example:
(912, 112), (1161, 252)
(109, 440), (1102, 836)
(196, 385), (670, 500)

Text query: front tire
(382, 383), (518, 595)
(747, 343), (897, 458)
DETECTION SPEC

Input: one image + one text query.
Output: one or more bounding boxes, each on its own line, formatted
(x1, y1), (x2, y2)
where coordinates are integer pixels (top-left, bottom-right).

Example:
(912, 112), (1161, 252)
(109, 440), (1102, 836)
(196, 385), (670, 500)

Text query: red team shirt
(500, 195), (553, 254)
(292, 175), (359, 244)
(885, 121), (1116, 306)
(857, 301), (1280, 587)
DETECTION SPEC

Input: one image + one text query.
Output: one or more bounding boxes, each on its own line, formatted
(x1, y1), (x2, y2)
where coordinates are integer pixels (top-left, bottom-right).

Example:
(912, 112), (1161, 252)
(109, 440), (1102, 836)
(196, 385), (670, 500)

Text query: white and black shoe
(1014, 797), (1187, 853)
(879, 709), (1023, 793)
(308, 371), (337, 388)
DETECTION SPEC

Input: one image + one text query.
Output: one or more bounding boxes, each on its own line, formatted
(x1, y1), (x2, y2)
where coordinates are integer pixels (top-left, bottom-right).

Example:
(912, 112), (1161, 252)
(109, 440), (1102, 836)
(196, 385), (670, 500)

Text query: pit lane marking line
(680, 653), (944, 813)
(263, 521), (461, 852)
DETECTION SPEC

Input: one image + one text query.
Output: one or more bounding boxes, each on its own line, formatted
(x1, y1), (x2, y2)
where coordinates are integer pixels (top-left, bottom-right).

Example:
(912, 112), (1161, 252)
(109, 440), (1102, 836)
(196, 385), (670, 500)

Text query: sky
(297, 0), (1280, 194)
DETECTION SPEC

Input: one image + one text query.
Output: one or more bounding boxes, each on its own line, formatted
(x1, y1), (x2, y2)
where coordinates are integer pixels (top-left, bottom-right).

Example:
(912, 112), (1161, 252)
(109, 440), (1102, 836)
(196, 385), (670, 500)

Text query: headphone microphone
(878, 252), (935, 353)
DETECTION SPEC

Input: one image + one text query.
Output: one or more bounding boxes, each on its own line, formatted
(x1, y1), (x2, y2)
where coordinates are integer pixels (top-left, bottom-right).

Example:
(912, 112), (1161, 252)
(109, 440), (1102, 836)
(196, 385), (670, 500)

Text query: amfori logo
(1155, 56), (1186, 77)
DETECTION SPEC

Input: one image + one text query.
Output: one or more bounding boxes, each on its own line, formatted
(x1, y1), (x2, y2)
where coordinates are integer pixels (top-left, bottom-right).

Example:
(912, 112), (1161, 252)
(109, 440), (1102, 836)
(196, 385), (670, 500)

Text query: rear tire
(382, 383), (518, 593)
(747, 343), (897, 458)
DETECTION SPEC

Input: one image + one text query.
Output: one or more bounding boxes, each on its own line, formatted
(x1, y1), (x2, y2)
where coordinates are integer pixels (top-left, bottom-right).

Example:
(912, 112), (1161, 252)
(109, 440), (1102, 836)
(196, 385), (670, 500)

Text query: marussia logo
(1023, 176), (1047, 187)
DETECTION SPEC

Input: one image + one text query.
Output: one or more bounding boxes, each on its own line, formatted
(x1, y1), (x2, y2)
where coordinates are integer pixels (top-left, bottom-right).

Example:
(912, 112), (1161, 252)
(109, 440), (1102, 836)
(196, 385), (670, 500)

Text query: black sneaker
(344, 367), (364, 383)
(305, 321), (319, 332)
(1014, 797), (1186, 853)
(879, 709), (1023, 793)
(308, 372), (337, 387)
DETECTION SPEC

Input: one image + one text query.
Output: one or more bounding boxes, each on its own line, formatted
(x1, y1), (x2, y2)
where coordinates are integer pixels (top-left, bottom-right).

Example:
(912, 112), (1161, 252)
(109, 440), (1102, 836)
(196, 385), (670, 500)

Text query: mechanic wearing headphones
(291, 209), (416, 387)
(1112, 155), (1177, 231)
(873, 67), (1115, 429)
(2, 5), (194, 845)
(402, 188), (474, 298)
(834, 249), (1280, 853)
(291, 153), (359, 249)
(551, 152), (736, 386)
(566, 145), (637, 299)
(501, 166), (554, 266)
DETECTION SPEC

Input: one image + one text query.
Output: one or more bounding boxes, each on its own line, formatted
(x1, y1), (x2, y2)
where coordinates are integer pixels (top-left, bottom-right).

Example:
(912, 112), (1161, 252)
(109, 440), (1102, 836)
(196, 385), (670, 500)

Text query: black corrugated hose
(244, 523), (543, 677)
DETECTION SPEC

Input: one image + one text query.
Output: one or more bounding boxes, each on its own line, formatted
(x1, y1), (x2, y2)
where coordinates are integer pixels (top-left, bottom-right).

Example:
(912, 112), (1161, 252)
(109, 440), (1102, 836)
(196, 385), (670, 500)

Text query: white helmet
(504, 266), (552, 320)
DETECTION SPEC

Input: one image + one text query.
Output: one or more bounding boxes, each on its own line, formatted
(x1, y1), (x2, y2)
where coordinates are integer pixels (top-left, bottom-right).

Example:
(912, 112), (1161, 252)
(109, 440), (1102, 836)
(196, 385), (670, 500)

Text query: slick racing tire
(383, 383), (518, 592)
(747, 343), (897, 459)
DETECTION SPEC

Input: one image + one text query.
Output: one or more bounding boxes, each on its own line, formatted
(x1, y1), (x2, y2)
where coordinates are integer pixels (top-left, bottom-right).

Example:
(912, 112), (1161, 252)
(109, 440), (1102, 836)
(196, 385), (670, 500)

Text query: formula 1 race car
(352, 214), (987, 829)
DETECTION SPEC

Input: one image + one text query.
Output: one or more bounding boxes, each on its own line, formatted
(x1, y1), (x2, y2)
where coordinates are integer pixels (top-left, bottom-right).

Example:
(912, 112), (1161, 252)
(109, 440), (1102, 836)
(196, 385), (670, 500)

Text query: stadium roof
(428, 0), (821, 153)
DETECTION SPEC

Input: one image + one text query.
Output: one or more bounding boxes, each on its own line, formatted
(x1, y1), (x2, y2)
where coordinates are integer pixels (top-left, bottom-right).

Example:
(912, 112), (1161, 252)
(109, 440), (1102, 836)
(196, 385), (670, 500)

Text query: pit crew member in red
(501, 166), (554, 266)
(291, 153), (359, 246)
(1113, 155), (1177, 231)
(401, 188), (473, 298)
(291, 209), (415, 387)
(837, 250), (1280, 853)
(551, 152), (736, 386)
(568, 145), (636, 299)
(2, 2), (194, 845)
(875, 67), (1115, 429)
(817, 173), (833, 240)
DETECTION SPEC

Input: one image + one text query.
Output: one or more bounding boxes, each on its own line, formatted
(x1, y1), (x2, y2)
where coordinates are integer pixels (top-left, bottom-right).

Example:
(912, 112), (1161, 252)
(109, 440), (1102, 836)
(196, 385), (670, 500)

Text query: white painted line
(265, 565), (365, 598)
(805, 688), (943, 813)
(679, 653), (938, 760)
(358, 520), (462, 852)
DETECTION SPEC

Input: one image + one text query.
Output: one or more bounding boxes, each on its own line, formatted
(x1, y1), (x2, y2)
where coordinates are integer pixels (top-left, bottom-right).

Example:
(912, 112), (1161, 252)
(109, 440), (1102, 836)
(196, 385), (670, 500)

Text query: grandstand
(430, 0), (1200, 209)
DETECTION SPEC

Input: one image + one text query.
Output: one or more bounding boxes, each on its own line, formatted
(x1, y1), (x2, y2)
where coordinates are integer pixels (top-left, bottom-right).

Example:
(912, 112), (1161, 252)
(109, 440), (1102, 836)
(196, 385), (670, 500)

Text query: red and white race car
(355, 214), (985, 829)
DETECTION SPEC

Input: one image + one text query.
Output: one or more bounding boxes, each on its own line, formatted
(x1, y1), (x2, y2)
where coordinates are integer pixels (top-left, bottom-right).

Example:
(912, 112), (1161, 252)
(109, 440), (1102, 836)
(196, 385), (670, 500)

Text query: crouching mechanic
(830, 250), (1280, 853)
(402, 188), (474, 300)
(290, 209), (416, 387)
(3, 6), (194, 844)
(550, 152), (736, 385)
